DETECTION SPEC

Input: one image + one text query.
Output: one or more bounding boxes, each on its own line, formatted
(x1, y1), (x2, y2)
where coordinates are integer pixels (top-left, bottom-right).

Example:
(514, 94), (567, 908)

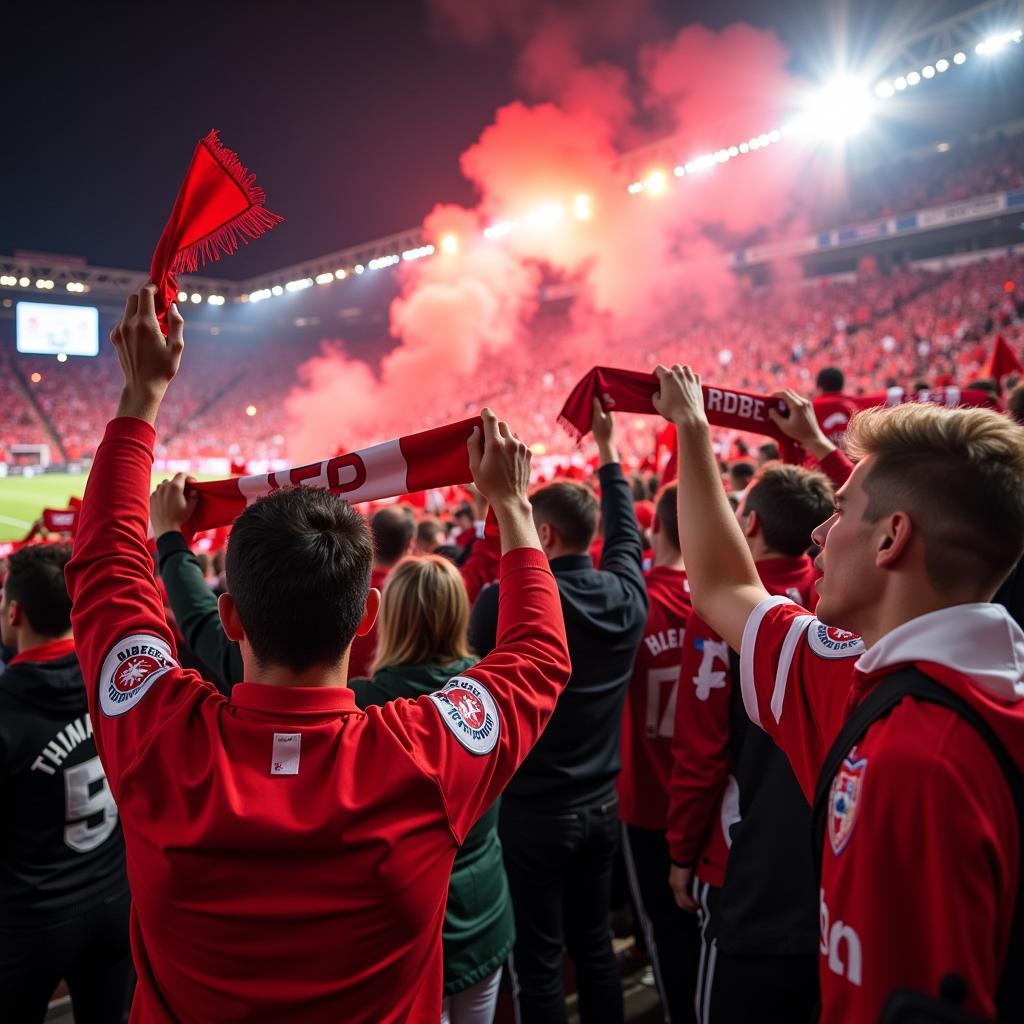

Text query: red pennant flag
(150, 130), (282, 332)
(987, 335), (1024, 381)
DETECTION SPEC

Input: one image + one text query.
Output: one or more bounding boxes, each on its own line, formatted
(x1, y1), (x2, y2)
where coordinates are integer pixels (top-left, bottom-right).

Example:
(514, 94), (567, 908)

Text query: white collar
(855, 603), (1024, 703)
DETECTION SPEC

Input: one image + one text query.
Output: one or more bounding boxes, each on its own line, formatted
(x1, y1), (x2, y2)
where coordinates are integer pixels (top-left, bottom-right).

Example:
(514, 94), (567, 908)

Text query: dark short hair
(416, 517), (447, 550)
(371, 506), (416, 565)
(816, 367), (845, 394)
(1008, 382), (1024, 425)
(758, 441), (780, 462)
(226, 488), (372, 672)
(655, 483), (680, 551)
(4, 543), (72, 637)
(729, 462), (756, 488)
(530, 480), (599, 551)
(742, 465), (834, 557)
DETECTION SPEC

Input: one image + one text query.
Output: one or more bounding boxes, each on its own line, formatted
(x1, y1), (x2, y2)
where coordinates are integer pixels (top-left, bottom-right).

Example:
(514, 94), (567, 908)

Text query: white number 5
(64, 756), (118, 853)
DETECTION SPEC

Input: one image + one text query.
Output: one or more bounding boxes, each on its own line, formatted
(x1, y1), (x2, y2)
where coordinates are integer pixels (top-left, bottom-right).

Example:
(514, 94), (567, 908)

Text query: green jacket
(156, 532), (243, 692)
(350, 659), (515, 994)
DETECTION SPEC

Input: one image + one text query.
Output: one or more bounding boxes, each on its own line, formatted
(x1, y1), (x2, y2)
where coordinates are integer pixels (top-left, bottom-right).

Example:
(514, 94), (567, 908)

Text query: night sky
(4, 0), (989, 278)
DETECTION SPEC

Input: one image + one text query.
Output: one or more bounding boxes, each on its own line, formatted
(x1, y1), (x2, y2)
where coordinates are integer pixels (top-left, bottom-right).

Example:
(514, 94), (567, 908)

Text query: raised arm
(591, 398), (646, 605)
(652, 365), (767, 652)
(384, 410), (571, 840)
(769, 388), (854, 489)
(65, 286), (213, 791)
(152, 474), (243, 693)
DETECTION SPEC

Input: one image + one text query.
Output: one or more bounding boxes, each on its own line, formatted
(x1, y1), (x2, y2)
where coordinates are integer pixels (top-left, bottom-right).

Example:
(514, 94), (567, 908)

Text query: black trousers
(0, 887), (133, 1024)
(622, 824), (701, 1023)
(501, 797), (625, 1024)
(692, 879), (817, 1024)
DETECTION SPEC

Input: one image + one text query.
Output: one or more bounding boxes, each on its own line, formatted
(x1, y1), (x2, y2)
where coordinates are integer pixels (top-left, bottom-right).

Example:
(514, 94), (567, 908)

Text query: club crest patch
(829, 750), (868, 855)
(428, 676), (500, 755)
(807, 621), (864, 659)
(99, 634), (177, 717)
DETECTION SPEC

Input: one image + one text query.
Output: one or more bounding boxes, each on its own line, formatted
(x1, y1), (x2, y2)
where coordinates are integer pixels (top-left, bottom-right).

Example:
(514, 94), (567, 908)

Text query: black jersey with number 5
(0, 645), (127, 923)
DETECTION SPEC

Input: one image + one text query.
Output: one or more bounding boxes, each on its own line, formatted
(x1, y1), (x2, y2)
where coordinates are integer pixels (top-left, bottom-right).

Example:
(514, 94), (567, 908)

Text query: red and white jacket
(65, 417), (571, 1023)
(741, 596), (1024, 1023)
(618, 565), (691, 830)
(666, 556), (818, 884)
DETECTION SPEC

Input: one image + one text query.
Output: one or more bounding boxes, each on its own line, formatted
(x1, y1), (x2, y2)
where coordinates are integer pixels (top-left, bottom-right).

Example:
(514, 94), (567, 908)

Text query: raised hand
(467, 408), (538, 553)
(111, 284), (184, 425)
(652, 364), (709, 429)
(150, 473), (199, 538)
(768, 388), (835, 459)
(591, 395), (619, 466)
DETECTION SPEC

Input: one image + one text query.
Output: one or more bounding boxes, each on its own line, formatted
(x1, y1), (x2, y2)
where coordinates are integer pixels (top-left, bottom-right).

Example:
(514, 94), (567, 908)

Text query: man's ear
(538, 521), (554, 549)
(356, 588), (381, 638)
(3, 599), (23, 629)
(876, 511), (913, 569)
(741, 508), (760, 540)
(218, 592), (245, 643)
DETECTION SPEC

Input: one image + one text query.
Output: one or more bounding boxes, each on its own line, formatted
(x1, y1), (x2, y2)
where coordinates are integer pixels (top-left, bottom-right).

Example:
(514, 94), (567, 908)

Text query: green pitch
(0, 472), (221, 542)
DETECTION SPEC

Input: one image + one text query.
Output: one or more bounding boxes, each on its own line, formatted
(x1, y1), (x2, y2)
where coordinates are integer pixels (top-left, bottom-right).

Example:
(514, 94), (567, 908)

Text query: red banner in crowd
(150, 130), (282, 333)
(185, 417), (481, 534)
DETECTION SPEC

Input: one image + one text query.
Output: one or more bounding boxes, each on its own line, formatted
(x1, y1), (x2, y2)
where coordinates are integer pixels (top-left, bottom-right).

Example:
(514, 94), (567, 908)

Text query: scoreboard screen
(16, 301), (100, 357)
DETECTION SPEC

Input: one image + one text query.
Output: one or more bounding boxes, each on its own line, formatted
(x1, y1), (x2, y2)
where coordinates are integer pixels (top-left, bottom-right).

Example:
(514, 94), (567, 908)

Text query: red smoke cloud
(285, 5), (809, 460)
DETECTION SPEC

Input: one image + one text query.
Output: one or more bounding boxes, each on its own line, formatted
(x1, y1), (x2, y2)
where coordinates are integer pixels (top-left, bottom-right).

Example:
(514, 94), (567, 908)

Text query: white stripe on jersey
(739, 595), (793, 728)
(771, 615), (816, 724)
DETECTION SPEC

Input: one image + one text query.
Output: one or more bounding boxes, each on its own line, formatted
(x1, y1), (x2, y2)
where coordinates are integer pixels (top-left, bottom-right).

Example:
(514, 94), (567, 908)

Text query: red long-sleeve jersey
(666, 556), (819, 884)
(617, 565), (691, 830)
(741, 596), (1023, 1023)
(65, 416), (571, 1023)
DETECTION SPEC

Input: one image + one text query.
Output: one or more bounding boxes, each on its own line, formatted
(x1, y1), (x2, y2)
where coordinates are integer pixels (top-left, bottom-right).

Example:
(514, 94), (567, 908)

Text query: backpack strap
(811, 666), (1024, 1020)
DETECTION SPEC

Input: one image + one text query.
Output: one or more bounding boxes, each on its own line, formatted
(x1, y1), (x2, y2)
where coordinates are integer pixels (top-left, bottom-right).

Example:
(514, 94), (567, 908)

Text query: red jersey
(741, 596), (1023, 1023)
(812, 393), (861, 447)
(65, 417), (571, 1023)
(667, 556), (819, 884)
(618, 565), (691, 830)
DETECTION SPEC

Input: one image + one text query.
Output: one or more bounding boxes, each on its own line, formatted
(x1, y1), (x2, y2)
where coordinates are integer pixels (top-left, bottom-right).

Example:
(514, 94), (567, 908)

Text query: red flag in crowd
(986, 335), (1024, 381)
(150, 130), (282, 333)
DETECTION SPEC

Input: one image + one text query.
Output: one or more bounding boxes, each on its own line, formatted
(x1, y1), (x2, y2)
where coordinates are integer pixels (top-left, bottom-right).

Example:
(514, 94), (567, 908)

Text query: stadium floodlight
(894, 76), (908, 90)
(353, 264), (365, 274)
(285, 278), (314, 292)
(315, 272), (334, 284)
(177, 290), (188, 302)
(922, 65), (936, 79)
(906, 71), (921, 85)
(627, 181), (643, 194)
(526, 202), (565, 227)
(573, 193), (593, 220)
(976, 29), (1023, 55)
(644, 170), (668, 194)
(953, 51), (967, 64)
(673, 165), (686, 177)
(402, 244), (435, 260)
(792, 76), (873, 140)
(876, 81), (895, 97)
(249, 288), (272, 303)
(936, 58), (950, 72)
(728, 145), (740, 157)
(368, 254), (400, 270)
(334, 268), (347, 280)
(57, 353), (67, 363)
(246, 405), (257, 417)
(439, 234), (459, 255)
(483, 221), (517, 238)
(19, 277), (30, 287)
(207, 294), (225, 305)
(190, 292), (202, 303)
(271, 285), (284, 296)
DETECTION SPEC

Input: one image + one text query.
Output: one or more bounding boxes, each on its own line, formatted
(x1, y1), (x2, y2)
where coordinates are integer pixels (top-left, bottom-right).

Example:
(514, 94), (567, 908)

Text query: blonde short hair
(370, 555), (471, 673)
(846, 404), (1024, 592)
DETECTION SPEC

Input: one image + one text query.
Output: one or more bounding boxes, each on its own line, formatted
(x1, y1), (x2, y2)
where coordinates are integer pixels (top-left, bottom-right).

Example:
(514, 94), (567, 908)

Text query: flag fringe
(557, 413), (586, 448)
(171, 130), (283, 275)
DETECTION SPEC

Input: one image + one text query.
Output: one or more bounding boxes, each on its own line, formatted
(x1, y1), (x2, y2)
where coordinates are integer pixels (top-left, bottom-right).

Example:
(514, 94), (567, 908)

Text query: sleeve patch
(99, 633), (178, 717)
(428, 676), (501, 755)
(806, 621), (865, 659)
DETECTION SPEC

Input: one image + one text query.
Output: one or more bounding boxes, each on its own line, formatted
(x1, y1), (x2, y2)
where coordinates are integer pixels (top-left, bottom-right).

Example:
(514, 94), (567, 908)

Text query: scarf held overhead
(185, 418), (481, 535)
(150, 130), (282, 332)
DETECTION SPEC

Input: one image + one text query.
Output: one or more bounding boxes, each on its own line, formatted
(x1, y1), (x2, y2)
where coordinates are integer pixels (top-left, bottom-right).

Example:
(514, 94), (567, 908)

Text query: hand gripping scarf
(150, 130), (282, 332)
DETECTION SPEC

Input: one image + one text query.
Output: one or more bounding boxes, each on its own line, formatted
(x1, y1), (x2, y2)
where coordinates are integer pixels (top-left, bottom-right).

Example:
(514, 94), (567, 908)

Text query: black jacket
(469, 462), (647, 810)
(0, 647), (127, 924)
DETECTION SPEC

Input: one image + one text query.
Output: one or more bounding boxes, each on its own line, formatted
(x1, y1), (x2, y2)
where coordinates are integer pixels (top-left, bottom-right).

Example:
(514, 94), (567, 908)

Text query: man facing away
(470, 401), (648, 1024)
(1, 544), (130, 1022)
(653, 364), (1024, 1023)
(64, 285), (572, 1023)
